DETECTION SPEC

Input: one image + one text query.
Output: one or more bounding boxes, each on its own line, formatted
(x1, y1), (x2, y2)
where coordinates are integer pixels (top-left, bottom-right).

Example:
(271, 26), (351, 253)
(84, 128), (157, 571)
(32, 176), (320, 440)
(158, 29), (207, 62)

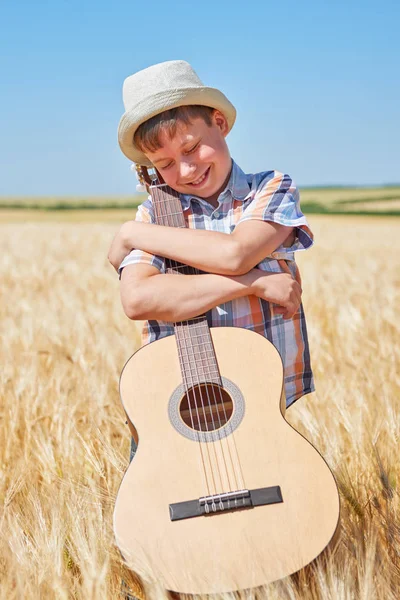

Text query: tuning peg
(131, 163), (146, 192)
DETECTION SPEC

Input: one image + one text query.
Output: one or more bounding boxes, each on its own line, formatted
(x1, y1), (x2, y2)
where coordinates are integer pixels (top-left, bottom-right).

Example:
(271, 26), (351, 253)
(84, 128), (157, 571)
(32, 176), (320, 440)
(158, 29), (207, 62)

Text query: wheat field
(1, 214), (399, 599)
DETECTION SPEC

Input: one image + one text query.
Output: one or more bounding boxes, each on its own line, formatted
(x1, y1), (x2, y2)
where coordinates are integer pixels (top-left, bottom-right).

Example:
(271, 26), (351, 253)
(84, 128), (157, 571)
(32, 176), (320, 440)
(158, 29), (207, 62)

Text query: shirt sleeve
(237, 170), (314, 257)
(118, 197), (166, 280)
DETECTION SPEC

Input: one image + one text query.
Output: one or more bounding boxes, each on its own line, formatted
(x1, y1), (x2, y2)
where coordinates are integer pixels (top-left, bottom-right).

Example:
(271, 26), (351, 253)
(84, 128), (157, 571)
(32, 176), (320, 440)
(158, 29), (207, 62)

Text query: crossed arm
(108, 218), (296, 276)
(109, 220), (302, 322)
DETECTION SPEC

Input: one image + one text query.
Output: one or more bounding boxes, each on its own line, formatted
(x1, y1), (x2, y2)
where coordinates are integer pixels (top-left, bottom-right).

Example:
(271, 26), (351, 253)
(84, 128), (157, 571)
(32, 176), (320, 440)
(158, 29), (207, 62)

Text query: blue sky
(1, 0), (398, 196)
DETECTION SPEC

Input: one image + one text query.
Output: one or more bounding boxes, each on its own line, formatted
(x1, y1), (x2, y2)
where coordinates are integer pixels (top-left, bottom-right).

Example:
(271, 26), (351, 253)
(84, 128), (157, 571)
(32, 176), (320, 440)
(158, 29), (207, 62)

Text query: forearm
(123, 221), (239, 276)
(125, 271), (256, 322)
(120, 220), (295, 277)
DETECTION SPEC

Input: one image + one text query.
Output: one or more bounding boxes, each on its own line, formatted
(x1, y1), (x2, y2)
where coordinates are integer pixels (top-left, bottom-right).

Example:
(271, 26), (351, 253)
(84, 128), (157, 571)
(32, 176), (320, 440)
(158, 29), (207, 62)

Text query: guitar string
(153, 183), (232, 501)
(152, 183), (221, 499)
(176, 320), (226, 504)
(179, 197), (247, 503)
(151, 180), (246, 498)
(182, 266), (245, 504)
(183, 317), (241, 504)
(154, 183), (230, 502)
(152, 186), (247, 499)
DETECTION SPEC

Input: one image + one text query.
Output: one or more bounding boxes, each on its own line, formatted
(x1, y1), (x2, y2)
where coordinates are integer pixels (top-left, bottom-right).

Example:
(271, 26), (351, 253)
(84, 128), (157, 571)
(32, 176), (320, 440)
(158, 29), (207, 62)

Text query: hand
(108, 221), (134, 272)
(250, 260), (302, 319)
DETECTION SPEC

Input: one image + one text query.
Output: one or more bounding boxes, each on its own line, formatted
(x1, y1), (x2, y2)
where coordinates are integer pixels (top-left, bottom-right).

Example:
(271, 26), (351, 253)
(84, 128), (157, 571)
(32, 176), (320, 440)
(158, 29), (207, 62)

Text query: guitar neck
(151, 183), (201, 272)
(149, 181), (221, 386)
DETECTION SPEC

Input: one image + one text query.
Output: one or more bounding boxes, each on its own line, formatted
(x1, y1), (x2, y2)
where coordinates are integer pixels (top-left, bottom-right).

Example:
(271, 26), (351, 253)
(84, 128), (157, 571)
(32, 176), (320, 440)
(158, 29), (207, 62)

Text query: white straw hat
(117, 60), (236, 166)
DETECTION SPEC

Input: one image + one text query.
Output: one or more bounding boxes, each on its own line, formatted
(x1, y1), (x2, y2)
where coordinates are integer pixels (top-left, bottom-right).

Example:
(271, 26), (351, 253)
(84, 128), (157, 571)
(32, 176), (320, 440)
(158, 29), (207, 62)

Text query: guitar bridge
(169, 486), (283, 521)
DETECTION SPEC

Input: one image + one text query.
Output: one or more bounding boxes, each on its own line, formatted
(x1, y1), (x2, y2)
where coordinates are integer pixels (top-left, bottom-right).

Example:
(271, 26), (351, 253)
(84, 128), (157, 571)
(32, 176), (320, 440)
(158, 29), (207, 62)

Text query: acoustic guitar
(113, 167), (340, 595)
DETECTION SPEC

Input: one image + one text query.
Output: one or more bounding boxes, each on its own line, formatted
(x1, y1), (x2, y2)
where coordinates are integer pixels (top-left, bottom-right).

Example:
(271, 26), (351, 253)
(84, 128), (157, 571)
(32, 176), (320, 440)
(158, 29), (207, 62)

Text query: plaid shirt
(119, 160), (315, 407)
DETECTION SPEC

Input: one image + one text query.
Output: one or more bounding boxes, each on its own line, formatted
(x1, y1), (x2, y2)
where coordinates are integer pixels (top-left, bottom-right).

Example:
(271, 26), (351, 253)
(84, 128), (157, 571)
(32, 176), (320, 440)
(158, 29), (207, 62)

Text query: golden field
(1, 213), (399, 599)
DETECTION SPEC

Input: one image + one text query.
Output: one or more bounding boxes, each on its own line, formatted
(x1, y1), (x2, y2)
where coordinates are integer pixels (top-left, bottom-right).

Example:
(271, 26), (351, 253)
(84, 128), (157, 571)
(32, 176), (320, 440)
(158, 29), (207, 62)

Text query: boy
(111, 58), (315, 600)
(109, 59), (315, 441)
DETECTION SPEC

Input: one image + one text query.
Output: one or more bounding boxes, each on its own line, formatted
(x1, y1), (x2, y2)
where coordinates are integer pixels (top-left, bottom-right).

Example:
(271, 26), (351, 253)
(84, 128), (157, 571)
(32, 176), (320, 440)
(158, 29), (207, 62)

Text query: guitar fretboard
(150, 183), (222, 388)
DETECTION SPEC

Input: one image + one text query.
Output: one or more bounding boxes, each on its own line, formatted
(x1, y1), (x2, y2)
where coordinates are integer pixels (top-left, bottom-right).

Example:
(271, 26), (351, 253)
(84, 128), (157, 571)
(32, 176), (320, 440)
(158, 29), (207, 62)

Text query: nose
(178, 159), (197, 183)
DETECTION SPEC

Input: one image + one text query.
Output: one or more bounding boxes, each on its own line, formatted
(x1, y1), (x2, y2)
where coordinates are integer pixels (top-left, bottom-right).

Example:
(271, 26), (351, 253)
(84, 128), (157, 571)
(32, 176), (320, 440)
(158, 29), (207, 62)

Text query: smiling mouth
(187, 166), (210, 186)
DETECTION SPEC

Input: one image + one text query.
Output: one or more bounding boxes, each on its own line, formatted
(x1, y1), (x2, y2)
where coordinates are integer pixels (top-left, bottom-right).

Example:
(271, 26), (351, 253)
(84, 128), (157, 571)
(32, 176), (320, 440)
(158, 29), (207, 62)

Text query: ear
(212, 110), (229, 136)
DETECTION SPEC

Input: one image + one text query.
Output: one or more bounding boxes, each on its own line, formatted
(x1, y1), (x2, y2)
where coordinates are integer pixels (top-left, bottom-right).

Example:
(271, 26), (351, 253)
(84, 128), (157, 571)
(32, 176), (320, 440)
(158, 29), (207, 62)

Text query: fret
(177, 345), (210, 356)
(176, 340), (214, 351)
(178, 340), (213, 348)
(179, 362), (218, 373)
(152, 198), (178, 204)
(177, 326), (208, 330)
(177, 355), (219, 372)
(182, 370), (221, 385)
(175, 326), (208, 333)
(178, 319), (208, 326)
(177, 337), (211, 345)
(151, 190), (180, 196)
(177, 345), (213, 354)
(181, 348), (216, 360)
(176, 337), (213, 348)
(176, 324), (209, 332)
(151, 183), (177, 191)
(177, 351), (217, 363)
(175, 315), (207, 328)
(179, 364), (216, 373)
(177, 336), (210, 345)
(153, 203), (180, 210)
(180, 368), (221, 380)
(176, 315), (206, 321)
(156, 221), (185, 227)
(179, 366), (221, 380)
(153, 195), (180, 202)
(176, 331), (211, 340)
(155, 210), (185, 217)
(181, 365), (220, 381)
(180, 367), (221, 377)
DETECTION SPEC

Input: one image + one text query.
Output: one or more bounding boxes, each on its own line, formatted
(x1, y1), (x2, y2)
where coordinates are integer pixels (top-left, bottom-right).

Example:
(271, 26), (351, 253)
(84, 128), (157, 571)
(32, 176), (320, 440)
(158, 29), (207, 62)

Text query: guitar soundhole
(179, 384), (233, 432)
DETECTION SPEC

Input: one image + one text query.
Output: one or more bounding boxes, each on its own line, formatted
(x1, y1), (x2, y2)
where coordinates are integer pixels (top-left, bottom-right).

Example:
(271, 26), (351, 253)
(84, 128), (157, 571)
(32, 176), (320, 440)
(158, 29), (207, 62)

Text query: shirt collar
(180, 159), (252, 211)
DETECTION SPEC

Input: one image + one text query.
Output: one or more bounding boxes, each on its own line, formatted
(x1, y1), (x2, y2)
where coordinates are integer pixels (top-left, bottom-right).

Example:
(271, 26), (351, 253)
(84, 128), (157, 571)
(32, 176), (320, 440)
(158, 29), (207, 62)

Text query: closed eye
(186, 142), (199, 154)
(160, 161), (173, 170)
(159, 141), (199, 169)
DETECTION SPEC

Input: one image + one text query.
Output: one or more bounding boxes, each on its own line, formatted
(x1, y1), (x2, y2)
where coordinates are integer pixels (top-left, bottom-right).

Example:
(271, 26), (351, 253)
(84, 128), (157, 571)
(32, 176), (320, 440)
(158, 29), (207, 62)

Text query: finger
(286, 299), (300, 319)
(284, 307), (296, 319)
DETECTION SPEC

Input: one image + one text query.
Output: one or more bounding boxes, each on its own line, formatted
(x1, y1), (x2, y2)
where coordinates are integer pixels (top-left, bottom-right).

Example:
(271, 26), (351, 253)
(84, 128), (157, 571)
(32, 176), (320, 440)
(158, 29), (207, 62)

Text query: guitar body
(114, 326), (340, 595)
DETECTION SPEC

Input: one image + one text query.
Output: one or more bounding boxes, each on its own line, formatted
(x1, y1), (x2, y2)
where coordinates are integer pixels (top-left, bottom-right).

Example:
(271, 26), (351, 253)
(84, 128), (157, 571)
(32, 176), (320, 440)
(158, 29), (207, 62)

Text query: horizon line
(1, 182), (399, 199)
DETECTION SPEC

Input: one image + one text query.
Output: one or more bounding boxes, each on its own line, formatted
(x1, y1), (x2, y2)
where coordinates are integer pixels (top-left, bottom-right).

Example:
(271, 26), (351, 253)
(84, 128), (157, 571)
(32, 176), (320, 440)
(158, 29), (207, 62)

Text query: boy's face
(144, 110), (232, 204)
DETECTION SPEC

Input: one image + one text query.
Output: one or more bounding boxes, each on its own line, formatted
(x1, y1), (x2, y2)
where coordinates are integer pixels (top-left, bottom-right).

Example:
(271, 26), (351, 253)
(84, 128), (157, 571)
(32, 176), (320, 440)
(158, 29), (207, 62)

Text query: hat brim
(118, 86), (236, 166)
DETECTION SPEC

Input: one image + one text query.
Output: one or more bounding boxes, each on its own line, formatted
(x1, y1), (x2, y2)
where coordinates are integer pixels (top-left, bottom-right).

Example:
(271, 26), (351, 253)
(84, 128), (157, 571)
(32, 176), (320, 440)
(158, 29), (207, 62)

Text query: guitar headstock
(134, 164), (164, 192)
